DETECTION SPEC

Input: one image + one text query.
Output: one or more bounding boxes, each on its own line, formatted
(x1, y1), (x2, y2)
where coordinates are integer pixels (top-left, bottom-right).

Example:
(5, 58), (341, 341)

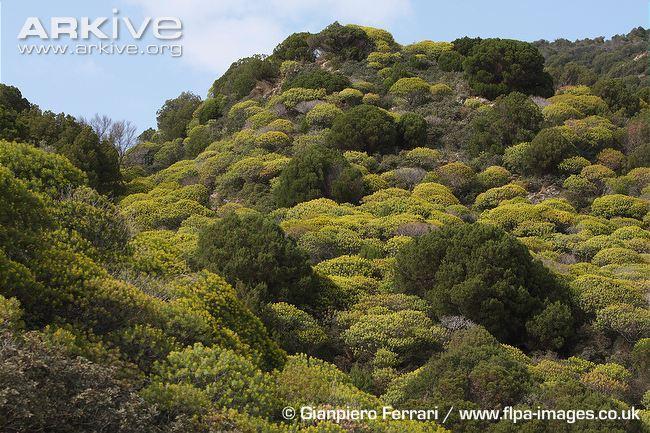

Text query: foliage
(463, 39), (554, 99)
(147, 342), (279, 417)
(389, 77), (431, 105)
(395, 223), (574, 347)
(593, 78), (640, 117)
(264, 302), (327, 354)
(467, 92), (543, 156)
(524, 127), (576, 174)
(156, 91), (202, 140)
(59, 125), (122, 194)
(397, 112), (428, 149)
(312, 22), (375, 61)
(0, 330), (161, 433)
(329, 104), (398, 154)
(591, 194), (648, 220)
(0, 141), (86, 194)
(274, 144), (364, 207)
(2, 22), (650, 433)
(273, 32), (315, 62)
(210, 55), (280, 100)
(306, 103), (343, 128)
(283, 67), (350, 93)
(197, 212), (322, 309)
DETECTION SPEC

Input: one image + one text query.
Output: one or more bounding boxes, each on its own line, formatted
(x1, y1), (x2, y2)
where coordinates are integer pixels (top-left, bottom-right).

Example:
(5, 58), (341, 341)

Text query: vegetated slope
(0, 22), (649, 433)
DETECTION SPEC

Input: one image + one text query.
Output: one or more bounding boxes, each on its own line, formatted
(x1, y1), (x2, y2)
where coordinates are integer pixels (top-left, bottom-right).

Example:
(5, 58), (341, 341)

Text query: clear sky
(2, 0), (647, 133)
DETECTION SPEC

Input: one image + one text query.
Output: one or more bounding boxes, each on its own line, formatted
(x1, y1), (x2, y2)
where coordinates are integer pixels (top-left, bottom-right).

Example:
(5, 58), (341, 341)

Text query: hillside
(0, 23), (648, 433)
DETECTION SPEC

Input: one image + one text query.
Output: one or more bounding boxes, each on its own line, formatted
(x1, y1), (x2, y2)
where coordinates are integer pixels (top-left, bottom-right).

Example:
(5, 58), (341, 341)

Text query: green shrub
(156, 91), (202, 140)
(193, 95), (227, 125)
(269, 87), (326, 110)
(597, 148), (626, 171)
(384, 327), (533, 427)
(429, 83), (453, 99)
(591, 247), (643, 266)
(547, 93), (607, 116)
(389, 77), (431, 105)
(467, 92), (543, 157)
(129, 230), (192, 276)
(503, 142), (531, 173)
(525, 127), (576, 174)
(595, 304), (650, 343)
(474, 183), (527, 210)
(362, 93), (381, 105)
(54, 187), (129, 256)
(197, 212), (322, 309)
(255, 131), (291, 150)
(148, 343), (279, 417)
(397, 113), (428, 149)
(402, 147), (440, 170)
(571, 274), (645, 314)
(276, 354), (378, 409)
(558, 156), (591, 175)
(184, 124), (215, 158)
(434, 162), (476, 196)
(329, 105), (398, 154)
(463, 39), (553, 99)
(335, 88), (364, 106)
(264, 302), (327, 354)
(283, 67), (350, 93)
(593, 78), (640, 117)
(411, 182), (459, 206)
(395, 223), (574, 346)
(0, 141), (86, 194)
(312, 22), (375, 61)
(339, 298), (444, 364)
(272, 32), (314, 62)
(275, 144), (364, 207)
(563, 175), (598, 207)
(543, 102), (583, 125)
(209, 55), (279, 100)
(305, 103), (343, 128)
(403, 40), (453, 60)
(477, 165), (511, 189)
(438, 50), (464, 72)
(591, 194), (648, 219)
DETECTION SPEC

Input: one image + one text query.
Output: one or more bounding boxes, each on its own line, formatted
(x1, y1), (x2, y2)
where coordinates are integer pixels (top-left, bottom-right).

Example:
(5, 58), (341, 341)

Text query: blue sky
(2, 0), (647, 133)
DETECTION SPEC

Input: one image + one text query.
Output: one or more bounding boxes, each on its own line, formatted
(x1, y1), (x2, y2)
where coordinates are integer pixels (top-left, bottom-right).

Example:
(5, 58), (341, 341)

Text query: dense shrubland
(0, 24), (648, 433)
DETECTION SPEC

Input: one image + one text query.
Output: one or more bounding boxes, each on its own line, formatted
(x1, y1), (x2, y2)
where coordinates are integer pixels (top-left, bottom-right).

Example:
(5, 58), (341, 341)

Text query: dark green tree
(193, 94), (227, 125)
(274, 144), (364, 207)
(386, 326), (532, 432)
(59, 126), (122, 194)
(0, 84), (31, 141)
(312, 22), (374, 61)
(0, 84), (30, 113)
(273, 32), (315, 62)
(398, 112), (428, 149)
(467, 91), (543, 156)
(282, 67), (350, 93)
(329, 104), (398, 154)
(437, 50), (465, 72)
(155, 91), (202, 140)
(395, 223), (574, 346)
(452, 36), (482, 56)
(593, 78), (640, 117)
(463, 39), (554, 99)
(196, 212), (322, 309)
(524, 127), (576, 174)
(209, 55), (279, 100)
